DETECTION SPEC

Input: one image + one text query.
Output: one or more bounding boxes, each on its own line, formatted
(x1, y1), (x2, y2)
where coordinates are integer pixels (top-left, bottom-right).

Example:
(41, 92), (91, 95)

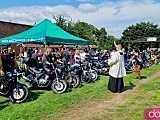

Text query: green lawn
(116, 78), (160, 120)
(0, 64), (160, 120)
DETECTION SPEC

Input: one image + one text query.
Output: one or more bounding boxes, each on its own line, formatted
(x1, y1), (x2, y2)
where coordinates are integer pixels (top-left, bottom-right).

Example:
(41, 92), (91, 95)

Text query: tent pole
(44, 44), (48, 51)
(1, 45), (2, 53)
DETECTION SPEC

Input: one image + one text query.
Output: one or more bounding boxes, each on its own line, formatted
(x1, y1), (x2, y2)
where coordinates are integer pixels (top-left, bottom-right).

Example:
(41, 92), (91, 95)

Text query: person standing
(1, 48), (18, 73)
(20, 48), (27, 67)
(80, 49), (86, 63)
(31, 49), (40, 70)
(130, 51), (142, 79)
(108, 44), (126, 93)
(74, 50), (81, 63)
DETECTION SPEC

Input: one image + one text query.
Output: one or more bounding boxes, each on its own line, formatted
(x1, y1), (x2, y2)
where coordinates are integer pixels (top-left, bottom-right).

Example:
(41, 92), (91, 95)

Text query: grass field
(0, 64), (160, 120)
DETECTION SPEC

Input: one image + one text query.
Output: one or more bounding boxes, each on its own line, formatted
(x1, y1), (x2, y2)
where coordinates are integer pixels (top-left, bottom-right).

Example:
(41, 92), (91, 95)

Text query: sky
(0, 0), (160, 38)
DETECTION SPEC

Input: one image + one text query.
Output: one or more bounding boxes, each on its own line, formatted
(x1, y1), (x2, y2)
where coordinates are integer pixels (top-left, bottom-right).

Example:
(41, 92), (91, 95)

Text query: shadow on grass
(29, 85), (51, 90)
(0, 99), (10, 110)
(95, 75), (103, 81)
(65, 88), (72, 93)
(26, 90), (44, 102)
(133, 76), (147, 80)
(123, 82), (136, 92)
(126, 71), (133, 74)
(100, 74), (109, 76)
(140, 76), (147, 79)
(77, 83), (84, 88)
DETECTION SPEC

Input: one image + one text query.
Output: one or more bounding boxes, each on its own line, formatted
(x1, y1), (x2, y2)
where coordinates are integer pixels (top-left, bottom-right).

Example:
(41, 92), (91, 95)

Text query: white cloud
(0, 0), (159, 38)
(78, 3), (97, 12)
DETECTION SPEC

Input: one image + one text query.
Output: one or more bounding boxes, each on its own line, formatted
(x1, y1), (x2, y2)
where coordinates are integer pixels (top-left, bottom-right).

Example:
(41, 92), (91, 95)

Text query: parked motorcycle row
(20, 55), (109, 93)
(125, 54), (160, 71)
(1, 52), (159, 104)
(0, 52), (110, 103)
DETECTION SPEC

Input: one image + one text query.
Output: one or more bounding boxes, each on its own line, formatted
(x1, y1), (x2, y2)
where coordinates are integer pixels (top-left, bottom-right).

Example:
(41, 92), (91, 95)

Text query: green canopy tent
(0, 19), (89, 45)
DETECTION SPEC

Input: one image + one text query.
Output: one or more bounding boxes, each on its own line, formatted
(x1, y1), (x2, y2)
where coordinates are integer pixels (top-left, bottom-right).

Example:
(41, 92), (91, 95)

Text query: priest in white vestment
(108, 44), (126, 93)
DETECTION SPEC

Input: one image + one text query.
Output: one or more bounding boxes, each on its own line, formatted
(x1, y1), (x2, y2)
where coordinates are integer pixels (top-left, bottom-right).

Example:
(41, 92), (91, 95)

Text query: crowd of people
(0, 43), (160, 92)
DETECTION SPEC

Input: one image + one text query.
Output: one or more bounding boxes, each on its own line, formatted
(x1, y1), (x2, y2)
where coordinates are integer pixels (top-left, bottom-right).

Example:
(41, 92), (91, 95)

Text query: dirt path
(45, 71), (160, 120)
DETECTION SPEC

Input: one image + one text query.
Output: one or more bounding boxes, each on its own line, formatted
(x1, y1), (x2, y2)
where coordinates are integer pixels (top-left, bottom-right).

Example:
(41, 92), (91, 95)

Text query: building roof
(0, 20), (33, 27)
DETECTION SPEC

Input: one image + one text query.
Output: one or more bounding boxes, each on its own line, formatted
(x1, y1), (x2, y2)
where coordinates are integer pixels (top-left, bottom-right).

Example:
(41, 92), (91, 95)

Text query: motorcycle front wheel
(66, 75), (80, 88)
(80, 71), (92, 83)
(51, 79), (67, 94)
(9, 84), (29, 103)
(91, 71), (98, 81)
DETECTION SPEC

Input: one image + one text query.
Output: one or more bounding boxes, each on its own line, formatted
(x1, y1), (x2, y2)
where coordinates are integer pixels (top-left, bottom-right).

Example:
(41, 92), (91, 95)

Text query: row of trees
(53, 15), (117, 50)
(53, 15), (160, 51)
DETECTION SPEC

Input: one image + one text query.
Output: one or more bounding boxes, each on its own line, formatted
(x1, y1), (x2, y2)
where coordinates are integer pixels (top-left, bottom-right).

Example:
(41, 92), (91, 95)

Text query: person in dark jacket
(1, 48), (18, 73)
(42, 48), (54, 73)
(31, 49), (40, 70)
(0, 48), (18, 89)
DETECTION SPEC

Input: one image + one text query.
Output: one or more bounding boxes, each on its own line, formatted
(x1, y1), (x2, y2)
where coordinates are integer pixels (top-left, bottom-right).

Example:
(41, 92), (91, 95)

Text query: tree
(52, 15), (119, 50)
(72, 21), (99, 45)
(53, 15), (68, 31)
(122, 22), (160, 41)
(121, 22), (160, 50)
(97, 28), (107, 50)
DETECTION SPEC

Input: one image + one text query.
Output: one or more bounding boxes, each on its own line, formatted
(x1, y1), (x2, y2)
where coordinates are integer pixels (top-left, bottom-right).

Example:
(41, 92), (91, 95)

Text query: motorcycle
(90, 57), (109, 75)
(81, 57), (98, 81)
(60, 62), (80, 88)
(87, 62), (98, 81)
(70, 62), (92, 84)
(150, 55), (160, 65)
(125, 59), (134, 71)
(0, 70), (29, 103)
(22, 66), (68, 94)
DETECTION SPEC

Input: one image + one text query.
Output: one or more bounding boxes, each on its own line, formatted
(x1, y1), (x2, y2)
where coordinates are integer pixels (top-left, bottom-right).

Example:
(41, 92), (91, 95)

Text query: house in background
(0, 20), (33, 54)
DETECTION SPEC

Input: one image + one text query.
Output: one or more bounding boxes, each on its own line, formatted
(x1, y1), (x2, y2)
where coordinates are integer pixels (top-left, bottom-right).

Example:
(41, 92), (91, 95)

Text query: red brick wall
(0, 21), (32, 38)
(0, 21), (33, 55)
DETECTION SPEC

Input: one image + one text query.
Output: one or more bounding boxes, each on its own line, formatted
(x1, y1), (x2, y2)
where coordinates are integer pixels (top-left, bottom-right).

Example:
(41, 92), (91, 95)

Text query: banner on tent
(1, 37), (45, 44)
